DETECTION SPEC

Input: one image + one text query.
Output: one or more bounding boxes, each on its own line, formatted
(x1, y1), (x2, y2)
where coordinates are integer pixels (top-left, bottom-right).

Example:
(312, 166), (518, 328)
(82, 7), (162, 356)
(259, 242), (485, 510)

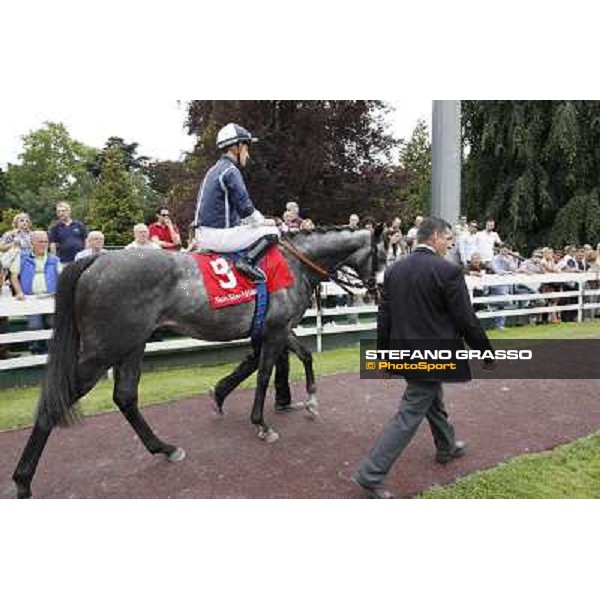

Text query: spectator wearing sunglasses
(149, 206), (181, 252)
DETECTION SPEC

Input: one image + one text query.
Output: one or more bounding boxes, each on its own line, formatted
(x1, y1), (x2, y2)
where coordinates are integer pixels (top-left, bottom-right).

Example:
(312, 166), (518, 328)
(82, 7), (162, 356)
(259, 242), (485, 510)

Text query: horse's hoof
(15, 483), (32, 499)
(167, 447), (186, 462)
(257, 427), (279, 443)
(208, 389), (224, 415)
(305, 397), (319, 419)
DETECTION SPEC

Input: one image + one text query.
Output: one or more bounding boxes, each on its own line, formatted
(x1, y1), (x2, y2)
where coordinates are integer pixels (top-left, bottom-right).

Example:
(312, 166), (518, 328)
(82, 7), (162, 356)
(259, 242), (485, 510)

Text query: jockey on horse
(193, 123), (281, 283)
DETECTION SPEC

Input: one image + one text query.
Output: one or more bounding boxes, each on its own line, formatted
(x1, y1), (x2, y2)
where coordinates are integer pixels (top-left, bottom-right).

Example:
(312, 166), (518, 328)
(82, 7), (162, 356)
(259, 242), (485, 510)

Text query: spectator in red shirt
(148, 206), (181, 251)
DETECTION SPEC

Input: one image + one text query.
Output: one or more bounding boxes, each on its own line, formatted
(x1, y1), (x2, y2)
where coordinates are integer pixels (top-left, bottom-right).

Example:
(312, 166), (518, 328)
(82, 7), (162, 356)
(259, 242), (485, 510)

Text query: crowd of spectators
(0, 202), (182, 358)
(1, 200), (600, 358)
(448, 217), (600, 329)
(324, 211), (600, 331)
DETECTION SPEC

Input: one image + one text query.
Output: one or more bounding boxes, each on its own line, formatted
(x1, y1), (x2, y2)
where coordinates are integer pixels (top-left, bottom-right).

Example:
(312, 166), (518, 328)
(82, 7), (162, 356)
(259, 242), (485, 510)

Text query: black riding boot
(234, 235), (279, 283)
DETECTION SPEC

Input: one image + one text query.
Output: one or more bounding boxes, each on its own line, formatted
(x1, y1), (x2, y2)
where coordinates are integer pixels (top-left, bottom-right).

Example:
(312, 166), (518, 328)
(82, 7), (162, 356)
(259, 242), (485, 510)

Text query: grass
(418, 431), (600, 499)
(0, 321), (598, 432)
(488, 320), (600, 340)
(0, 345), (361, 431)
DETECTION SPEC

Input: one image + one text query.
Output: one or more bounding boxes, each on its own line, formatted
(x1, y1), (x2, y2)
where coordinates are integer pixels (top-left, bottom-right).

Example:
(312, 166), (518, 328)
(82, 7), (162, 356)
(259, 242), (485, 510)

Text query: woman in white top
(384, 229), (403, 267)
(0, 213), (33, 271)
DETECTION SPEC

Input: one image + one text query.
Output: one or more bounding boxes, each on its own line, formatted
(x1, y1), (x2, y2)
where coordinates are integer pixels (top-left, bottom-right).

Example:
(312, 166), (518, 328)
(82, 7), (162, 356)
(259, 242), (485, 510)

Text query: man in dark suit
(352, 216), (495, 499)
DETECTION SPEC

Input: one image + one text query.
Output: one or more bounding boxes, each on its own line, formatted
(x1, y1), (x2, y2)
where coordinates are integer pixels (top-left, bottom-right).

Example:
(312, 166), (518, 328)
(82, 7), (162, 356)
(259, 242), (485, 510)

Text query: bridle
(279, 232), (379, 294)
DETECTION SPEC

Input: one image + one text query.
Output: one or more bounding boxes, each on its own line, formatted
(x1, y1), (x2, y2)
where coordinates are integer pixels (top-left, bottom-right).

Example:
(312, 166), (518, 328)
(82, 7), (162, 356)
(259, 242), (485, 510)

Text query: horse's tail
(37, 255), (100, 429)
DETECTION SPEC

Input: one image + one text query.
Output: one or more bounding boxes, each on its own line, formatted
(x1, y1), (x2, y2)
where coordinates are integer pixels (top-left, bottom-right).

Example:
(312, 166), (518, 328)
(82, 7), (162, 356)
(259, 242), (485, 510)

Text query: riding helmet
(216, 123), (258, 149)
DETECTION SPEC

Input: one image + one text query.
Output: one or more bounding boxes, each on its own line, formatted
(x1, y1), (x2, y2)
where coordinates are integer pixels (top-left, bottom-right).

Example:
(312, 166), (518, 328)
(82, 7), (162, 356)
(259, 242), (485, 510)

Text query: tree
(6, 122), (97, 226)
(0, 207), (22, 235)
(398, 119), (431, 220)
(0, 168), (14, 215)
(184, 101), (402, 224)
(462, 101), (600, 250)
(90, 137), (166, 223)
(88, 137), (149, 177)
(89, 145), (143, 245)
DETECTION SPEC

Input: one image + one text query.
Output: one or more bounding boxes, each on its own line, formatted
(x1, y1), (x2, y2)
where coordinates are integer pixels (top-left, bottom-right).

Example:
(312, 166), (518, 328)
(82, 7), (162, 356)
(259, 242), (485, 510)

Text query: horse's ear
(374, 222), (384, 239)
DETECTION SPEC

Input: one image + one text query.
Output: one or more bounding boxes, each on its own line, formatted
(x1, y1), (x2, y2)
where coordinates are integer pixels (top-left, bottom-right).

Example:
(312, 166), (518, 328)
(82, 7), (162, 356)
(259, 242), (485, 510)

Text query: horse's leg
(112, 347), (185, 462)
(287, 333), (319, 417)
(251, 335), (287, 442)
(210, 344), (260, 414)
(13, 423), (52, 499)
(13, 357), (106, 499)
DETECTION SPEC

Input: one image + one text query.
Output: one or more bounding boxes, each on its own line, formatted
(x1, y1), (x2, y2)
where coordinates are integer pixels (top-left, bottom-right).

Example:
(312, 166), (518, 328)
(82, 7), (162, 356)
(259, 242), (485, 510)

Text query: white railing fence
(1, 272), (599, 372)
(466, 272), (600, 323)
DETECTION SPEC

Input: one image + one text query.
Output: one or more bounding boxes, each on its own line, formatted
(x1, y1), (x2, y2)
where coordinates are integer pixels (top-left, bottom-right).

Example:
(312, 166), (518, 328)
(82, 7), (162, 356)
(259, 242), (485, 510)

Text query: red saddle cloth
(192, 246), (295, 309)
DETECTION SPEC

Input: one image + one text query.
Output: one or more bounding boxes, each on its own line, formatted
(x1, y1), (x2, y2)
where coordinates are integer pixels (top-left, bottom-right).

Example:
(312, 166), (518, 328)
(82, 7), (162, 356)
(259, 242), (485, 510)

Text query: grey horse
(12, 226), (382, 498)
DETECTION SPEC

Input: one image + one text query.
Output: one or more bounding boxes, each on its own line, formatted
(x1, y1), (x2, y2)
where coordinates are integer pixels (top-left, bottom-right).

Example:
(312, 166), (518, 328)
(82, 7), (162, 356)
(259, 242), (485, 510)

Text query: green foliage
(88, 137), (149, 177)
(550, 189), (600, 247)
(3, 125), (167, 236)
(398, 119), (431, 220)
(462, 101), (600, 251)
(0, 168), (14, 213)
(9, 122), (95, 192)
(0, 207), (22, 234)
(0, 345), (360, 431)
(419, 431), (600, 499)
(5, 122), (97, 227)
(89, 137), (163, 223)
(89, 145), (143, 245)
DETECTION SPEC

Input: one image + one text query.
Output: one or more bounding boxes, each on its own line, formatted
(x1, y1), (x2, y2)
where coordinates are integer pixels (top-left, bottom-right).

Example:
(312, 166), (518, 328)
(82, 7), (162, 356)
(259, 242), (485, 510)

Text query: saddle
(191, 246), (294, 310)
(198, 234), (280, 283)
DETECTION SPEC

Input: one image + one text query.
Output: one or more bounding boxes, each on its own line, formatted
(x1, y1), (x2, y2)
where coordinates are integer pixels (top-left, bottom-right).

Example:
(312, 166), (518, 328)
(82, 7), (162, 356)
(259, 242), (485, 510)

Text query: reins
(278, 236), (376, 294)
(279, 238), (330, 278)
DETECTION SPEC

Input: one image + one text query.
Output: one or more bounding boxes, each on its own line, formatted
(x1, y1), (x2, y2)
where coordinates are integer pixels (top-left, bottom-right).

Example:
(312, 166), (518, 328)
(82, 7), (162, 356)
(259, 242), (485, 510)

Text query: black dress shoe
(350, 475), (395, 499)
(436, 440), (467, 464)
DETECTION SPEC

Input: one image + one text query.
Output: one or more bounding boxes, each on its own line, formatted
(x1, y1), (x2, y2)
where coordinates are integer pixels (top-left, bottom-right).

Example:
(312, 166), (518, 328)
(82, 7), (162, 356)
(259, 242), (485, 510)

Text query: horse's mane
(283, 226), (361, 239)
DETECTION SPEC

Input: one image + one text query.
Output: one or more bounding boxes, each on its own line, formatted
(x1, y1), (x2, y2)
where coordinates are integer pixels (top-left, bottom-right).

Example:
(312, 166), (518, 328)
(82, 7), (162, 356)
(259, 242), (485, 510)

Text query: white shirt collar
(415, 243), (437, 254)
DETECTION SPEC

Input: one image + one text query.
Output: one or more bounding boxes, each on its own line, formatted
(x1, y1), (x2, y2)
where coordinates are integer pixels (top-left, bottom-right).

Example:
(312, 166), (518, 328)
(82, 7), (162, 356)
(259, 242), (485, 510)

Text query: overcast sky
(0, 100), (432, 169)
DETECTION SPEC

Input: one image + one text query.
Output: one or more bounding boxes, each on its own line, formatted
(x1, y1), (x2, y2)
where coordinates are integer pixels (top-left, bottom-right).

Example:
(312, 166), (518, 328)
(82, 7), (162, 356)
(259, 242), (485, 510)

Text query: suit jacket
(377, 246), (493, 381)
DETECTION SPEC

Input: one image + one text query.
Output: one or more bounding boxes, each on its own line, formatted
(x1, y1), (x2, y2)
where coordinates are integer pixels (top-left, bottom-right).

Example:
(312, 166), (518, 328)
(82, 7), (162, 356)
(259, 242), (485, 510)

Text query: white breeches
(196, 224), (281, 253)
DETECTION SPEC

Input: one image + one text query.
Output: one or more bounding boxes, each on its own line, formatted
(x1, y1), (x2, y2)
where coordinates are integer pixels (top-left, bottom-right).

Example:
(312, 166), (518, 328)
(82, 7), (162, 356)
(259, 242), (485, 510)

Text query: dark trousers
(273, 347), (292, 407)
(214, 346), (292, 408)
(356, 380), (455, 487)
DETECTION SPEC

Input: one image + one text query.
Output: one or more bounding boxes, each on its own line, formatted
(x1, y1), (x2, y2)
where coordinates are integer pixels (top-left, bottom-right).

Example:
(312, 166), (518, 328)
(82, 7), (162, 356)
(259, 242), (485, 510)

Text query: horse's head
(342, 223), (385, 294)
(282, 226), (386, 295)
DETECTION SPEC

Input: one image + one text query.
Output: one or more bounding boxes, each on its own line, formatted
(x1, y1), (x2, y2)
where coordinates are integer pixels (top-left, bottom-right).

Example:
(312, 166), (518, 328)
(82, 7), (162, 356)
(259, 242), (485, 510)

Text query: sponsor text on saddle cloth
(193, 246), (294, 309)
